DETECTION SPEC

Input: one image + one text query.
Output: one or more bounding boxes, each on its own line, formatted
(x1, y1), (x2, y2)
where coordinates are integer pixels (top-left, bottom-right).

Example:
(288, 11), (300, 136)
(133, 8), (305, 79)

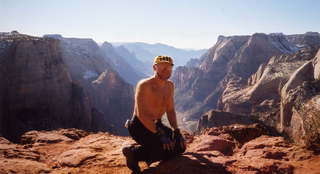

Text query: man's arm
(135, 81), (157, 133)
(166, 81), (178, 130)
(166, 82), (186, 151)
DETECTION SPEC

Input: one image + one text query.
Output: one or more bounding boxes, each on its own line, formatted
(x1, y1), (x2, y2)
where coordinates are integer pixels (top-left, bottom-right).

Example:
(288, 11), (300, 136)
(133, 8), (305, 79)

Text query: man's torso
(134, 78), (172, 120)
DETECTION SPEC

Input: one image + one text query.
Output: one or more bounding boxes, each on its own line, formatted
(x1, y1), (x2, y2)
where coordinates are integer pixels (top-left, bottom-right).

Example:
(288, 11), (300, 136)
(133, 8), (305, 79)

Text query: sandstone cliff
(218, 45), (320, 147)
(0, 32), (91, 142)
(173, 33), (297, 126)
(219, 46), (318, 114)
(48, 35), (134, 135)
(279, 49), (320, 147)
(0, 32), (134, 141)
(174, 32), (320, 147)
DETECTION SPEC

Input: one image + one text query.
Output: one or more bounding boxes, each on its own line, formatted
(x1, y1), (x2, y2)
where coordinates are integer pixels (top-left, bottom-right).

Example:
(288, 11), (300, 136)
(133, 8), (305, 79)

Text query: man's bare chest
(150, 85), (170, 101)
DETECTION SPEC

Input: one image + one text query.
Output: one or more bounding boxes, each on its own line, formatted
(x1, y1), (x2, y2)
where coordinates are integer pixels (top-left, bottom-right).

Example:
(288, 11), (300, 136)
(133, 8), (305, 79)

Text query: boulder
(197, 110), (256, 132)
(191, 135), (235, 155)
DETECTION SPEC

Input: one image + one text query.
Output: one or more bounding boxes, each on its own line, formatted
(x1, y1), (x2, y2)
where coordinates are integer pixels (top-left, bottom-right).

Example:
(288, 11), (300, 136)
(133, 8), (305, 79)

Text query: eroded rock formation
(173, 32), (320, 147)
(173, 33), (298, 126)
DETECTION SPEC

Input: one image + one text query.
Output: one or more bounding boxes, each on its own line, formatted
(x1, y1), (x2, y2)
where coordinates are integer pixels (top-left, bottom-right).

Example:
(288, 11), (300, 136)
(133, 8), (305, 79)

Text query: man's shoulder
(167, 80), (174, 85)
(166, 80), (174, 88)
(137, 77), (153, 87)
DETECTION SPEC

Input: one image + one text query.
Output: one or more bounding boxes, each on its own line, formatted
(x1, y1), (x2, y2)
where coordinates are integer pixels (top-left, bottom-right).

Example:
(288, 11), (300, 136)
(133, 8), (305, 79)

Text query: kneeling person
(122, 55), (186, 173)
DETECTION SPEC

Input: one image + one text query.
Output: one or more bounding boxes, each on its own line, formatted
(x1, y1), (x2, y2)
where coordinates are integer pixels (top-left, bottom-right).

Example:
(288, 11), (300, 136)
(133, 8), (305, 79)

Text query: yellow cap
(153, 55), (174, 66)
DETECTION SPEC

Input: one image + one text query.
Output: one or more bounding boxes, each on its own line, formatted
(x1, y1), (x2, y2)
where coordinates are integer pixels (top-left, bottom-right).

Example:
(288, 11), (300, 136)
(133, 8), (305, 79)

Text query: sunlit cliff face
(154, 62), (173, 80)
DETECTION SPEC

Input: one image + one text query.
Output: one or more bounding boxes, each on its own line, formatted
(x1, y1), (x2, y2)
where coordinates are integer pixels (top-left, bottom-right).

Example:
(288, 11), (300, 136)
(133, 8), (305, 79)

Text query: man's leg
(123, 116), (148, 173)
(127, 116), (165, 163)
(122, 146), (141, 173)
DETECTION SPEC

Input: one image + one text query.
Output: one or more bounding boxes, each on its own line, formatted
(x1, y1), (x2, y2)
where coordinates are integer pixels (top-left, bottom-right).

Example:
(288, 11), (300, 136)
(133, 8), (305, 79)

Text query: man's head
(153, 55), (174, 80)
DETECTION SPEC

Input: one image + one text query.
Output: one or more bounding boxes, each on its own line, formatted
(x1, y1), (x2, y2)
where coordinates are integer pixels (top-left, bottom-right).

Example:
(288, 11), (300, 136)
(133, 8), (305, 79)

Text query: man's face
(154, 63), (173, 80)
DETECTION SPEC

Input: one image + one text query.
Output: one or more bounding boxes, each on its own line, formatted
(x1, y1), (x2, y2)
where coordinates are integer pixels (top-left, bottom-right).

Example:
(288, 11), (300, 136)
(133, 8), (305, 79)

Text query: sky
(1, 0), (319, 49)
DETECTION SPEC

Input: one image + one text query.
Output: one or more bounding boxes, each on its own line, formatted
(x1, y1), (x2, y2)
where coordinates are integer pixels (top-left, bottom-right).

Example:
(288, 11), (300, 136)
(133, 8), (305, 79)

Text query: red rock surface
(1, 124), (319, 174)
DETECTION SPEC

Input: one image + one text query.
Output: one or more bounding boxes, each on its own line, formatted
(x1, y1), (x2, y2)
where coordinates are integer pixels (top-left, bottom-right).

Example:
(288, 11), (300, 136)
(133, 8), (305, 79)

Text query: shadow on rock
(141, 153), (231, 174)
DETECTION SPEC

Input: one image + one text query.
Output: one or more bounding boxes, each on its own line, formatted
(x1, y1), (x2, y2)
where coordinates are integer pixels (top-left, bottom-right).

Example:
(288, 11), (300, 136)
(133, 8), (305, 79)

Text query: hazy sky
(1, 0), (319, 49)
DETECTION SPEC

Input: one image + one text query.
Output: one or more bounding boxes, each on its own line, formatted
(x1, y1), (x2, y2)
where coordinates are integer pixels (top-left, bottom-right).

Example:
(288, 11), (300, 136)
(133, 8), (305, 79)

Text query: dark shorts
(127, 116), (185, 163)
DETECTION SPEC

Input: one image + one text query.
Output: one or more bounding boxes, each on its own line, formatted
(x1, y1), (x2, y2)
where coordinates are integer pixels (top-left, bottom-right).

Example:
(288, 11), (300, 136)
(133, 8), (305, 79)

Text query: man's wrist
(156, 128), (165, 135)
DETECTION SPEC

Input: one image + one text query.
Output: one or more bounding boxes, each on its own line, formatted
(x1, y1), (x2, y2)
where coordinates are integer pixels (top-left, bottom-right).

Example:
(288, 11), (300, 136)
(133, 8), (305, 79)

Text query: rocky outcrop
(279, 51), (320, 146)
(197, 110), (256, 132)
(1, 125), (319, 174)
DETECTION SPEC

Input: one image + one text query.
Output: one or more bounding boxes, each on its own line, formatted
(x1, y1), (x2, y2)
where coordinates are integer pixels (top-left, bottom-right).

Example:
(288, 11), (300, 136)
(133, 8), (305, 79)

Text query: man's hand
(159, 133), (174, 151)
(155, 121), (174, 151)
(173, 129), (186, 151)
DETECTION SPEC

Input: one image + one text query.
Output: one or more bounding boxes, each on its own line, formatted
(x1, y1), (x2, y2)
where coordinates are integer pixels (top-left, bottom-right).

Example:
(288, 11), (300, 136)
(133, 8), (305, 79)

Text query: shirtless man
(122, 55), (186, 173)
